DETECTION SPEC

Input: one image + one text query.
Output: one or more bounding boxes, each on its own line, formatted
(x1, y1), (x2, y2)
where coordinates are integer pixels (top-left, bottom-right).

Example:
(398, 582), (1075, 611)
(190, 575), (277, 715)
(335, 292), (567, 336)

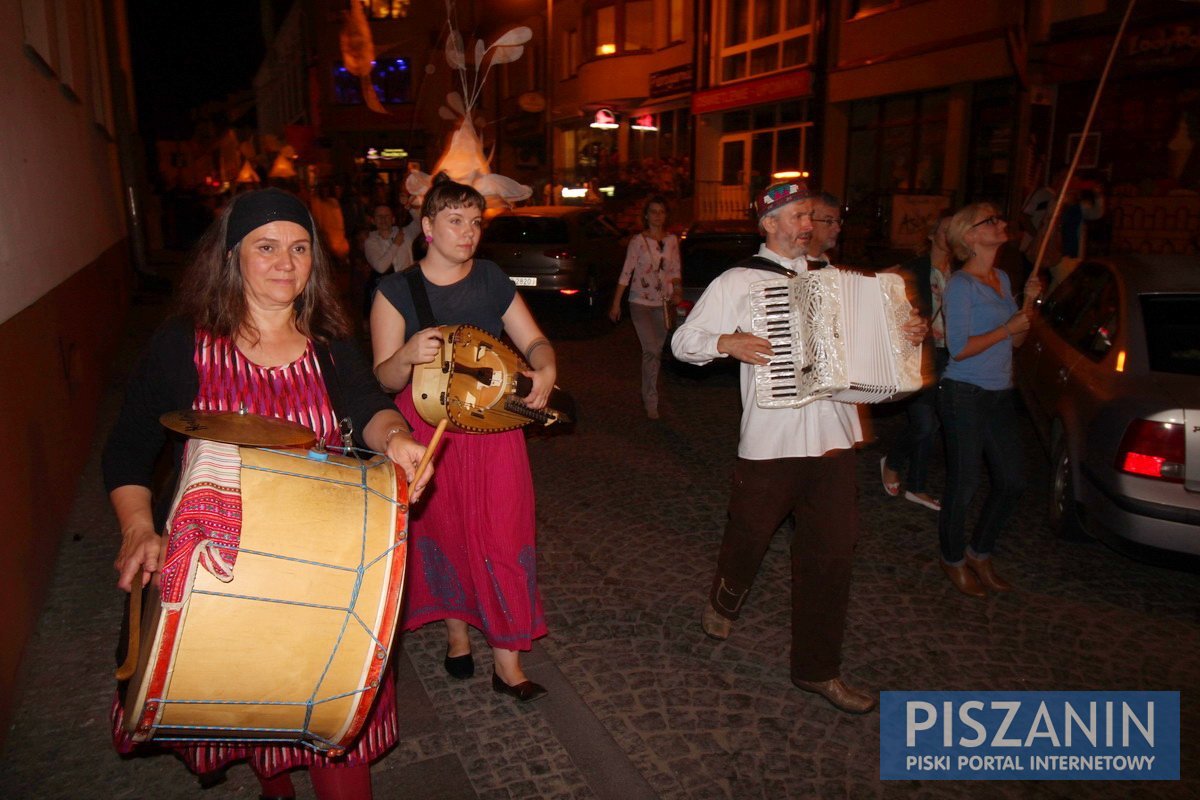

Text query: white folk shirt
(671, 244), (862, 460)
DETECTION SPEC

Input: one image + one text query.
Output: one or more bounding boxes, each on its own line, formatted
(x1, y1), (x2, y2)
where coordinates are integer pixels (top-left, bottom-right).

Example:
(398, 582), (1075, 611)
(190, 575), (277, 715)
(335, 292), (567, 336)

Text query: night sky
(127, 1), (280, 139)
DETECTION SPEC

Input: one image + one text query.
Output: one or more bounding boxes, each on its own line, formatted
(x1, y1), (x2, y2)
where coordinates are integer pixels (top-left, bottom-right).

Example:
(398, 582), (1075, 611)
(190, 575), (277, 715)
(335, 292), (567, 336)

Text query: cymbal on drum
(160, 410), (318, 447)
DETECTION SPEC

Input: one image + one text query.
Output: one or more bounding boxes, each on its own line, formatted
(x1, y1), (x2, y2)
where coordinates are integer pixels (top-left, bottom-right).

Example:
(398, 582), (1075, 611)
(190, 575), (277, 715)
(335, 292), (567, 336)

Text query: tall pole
(544, 0), (555, 185)
(1031, 0), (1137, 281)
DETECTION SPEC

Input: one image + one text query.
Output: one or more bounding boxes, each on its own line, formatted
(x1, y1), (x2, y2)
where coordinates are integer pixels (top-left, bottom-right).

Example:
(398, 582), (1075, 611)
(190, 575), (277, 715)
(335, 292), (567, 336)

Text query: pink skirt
(397, 392), (547, 649)
(110, 671), (398, 777)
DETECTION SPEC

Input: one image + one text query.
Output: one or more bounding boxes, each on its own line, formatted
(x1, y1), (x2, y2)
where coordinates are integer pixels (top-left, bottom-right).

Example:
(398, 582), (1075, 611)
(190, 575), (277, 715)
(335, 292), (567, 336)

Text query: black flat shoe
(491, 670), (547, 702)
(443, 651), (475, 680)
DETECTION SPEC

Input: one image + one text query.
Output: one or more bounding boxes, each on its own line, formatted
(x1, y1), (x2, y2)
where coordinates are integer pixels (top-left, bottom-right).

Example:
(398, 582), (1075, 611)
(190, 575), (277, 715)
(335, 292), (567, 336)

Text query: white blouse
(618, 232), (681, 306)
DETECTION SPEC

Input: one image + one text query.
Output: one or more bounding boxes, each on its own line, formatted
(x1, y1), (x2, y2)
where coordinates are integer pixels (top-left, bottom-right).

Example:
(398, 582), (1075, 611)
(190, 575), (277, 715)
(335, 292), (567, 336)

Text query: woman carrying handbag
(608, 196), (682, 419)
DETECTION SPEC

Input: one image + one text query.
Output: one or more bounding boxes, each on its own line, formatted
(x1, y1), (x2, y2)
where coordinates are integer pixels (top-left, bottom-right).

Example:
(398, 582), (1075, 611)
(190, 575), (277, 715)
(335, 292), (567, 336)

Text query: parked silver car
(1014, 256), (1200, 555)
(476, 206), (627, 308)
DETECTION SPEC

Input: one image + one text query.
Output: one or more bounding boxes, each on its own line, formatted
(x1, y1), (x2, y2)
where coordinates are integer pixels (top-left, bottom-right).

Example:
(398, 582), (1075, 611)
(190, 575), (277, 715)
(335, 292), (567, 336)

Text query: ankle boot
(965, 554), (1013, 592)
(941, 560), (986, 597)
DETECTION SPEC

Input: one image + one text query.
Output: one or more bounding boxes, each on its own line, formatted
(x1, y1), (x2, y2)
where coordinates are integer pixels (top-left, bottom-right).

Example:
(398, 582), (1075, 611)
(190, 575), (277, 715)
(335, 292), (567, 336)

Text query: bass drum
(122, 440), (408, 755)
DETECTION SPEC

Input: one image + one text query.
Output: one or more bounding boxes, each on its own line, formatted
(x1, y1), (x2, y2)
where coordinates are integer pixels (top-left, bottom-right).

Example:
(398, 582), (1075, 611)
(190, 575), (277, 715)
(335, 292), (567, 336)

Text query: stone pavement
(1, 279), (1198, 799)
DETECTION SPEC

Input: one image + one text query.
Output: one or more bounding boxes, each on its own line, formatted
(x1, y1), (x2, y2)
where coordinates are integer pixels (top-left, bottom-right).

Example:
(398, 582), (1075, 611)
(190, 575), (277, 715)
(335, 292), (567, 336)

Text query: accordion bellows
(750, 269), (924, 409)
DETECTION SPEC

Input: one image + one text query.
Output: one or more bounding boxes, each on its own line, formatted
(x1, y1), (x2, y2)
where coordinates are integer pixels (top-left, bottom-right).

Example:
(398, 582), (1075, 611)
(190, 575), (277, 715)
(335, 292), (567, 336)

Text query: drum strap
(403, 265), (439, 330)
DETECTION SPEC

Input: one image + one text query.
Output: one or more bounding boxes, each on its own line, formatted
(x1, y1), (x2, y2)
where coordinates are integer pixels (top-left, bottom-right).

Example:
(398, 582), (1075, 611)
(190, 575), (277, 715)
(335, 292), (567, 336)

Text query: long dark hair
(175, 195), (351, 343)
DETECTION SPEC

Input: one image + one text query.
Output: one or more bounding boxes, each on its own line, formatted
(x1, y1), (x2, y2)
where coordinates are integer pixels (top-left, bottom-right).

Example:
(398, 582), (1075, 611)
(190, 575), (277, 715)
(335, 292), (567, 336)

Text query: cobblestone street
(2, 287), (1197, 799)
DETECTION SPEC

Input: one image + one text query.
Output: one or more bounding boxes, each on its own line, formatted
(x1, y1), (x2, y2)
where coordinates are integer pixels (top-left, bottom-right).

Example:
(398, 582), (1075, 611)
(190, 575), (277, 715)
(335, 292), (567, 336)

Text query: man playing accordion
(671, 181), (926, 714)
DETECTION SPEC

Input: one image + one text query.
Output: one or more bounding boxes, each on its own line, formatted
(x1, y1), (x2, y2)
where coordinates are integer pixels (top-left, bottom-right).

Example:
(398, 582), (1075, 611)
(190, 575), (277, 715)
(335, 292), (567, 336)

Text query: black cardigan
(101, 316), (395, 526)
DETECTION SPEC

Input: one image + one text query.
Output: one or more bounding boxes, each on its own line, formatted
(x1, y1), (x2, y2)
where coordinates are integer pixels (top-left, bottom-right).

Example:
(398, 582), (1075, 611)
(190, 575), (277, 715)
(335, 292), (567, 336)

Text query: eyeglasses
(813, 217), (842, 226)
(970, 215), (1004, 229)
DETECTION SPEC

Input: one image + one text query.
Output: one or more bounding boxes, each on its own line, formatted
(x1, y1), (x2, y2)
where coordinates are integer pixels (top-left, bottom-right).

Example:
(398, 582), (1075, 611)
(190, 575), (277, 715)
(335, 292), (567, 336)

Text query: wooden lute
(411, 324), (574, 433)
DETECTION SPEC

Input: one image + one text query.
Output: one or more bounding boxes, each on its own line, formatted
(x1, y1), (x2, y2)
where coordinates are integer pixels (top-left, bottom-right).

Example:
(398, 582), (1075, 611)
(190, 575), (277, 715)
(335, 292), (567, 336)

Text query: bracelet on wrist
(383, 425), (410, 448)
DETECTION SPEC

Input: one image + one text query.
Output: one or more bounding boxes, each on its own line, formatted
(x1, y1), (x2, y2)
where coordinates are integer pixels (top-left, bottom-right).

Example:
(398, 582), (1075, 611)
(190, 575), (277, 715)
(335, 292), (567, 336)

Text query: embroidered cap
(753, 180), (812, 218)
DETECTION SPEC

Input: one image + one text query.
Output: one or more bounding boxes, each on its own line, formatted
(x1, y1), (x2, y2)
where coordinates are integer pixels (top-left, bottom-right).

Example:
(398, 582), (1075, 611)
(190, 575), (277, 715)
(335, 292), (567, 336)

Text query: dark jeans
(936, 379), (1026, 562)
(885, 348), (948, 493)
(709, 450), (859, 681)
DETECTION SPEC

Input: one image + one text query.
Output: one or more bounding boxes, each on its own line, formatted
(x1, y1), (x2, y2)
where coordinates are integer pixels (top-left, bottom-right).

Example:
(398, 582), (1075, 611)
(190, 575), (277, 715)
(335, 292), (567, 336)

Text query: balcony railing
(695, 181), (752, 221)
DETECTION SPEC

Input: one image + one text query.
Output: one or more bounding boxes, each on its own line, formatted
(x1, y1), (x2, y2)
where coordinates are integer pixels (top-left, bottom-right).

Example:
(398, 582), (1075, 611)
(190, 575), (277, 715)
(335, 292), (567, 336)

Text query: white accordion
(749, 268), (924, 409)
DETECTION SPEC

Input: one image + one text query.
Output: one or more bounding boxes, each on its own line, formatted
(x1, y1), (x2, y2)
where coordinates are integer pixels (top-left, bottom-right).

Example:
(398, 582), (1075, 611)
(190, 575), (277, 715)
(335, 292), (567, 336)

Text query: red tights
(253, 764), (372, 799)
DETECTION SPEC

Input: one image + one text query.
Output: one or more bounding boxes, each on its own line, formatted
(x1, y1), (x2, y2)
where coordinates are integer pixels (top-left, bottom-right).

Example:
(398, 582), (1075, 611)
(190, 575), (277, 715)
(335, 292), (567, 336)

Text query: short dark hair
(642, 195), (669, 227)
(420, 172), (486, 222)
(815, 192), (841, 211)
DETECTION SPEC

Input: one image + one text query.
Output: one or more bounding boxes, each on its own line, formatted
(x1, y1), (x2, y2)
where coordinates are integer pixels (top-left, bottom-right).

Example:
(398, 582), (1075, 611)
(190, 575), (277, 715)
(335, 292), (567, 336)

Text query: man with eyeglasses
(671, 180), (926, 715)
(809, 193), (843, 267)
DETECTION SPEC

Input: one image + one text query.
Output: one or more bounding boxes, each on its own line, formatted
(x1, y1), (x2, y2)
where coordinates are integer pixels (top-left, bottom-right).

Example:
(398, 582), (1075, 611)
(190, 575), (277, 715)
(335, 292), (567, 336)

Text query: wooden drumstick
(115, 575), (144, 681)
(410, 419), (448, 502)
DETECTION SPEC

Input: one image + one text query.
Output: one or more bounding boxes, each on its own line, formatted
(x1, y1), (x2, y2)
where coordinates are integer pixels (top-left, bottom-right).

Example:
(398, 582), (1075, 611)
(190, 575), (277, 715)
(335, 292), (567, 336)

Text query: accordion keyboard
(749, 277), (804, 407)
(749, 269), (924, 409)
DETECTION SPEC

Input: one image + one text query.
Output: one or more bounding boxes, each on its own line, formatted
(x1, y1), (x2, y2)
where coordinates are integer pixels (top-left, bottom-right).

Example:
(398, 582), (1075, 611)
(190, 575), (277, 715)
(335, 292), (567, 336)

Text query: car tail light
(543, 248), (572, 259)
(558, 289), (581, 296)
(677, 299), (694, 316)
(1116, 419), (1185, 483)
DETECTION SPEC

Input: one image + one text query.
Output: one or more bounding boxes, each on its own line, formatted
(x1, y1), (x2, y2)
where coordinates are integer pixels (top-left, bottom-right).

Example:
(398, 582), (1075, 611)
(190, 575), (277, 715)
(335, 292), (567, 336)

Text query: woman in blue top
(938, 203), (1040, 597)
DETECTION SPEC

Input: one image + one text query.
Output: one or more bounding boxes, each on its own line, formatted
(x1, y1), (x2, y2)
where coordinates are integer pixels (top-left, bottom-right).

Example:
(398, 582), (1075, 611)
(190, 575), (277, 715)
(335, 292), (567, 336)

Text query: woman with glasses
(608, 195), (682, 419)
(937, 204), (1040, 597)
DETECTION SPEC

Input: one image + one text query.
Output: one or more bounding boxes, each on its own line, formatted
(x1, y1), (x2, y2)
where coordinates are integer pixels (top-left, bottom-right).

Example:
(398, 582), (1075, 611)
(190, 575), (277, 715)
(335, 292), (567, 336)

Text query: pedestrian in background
(937, 204), (1040, 597)
(362, 204), (420, 318)
(608, 195), (682, 420)
(881, 211), (954, 511)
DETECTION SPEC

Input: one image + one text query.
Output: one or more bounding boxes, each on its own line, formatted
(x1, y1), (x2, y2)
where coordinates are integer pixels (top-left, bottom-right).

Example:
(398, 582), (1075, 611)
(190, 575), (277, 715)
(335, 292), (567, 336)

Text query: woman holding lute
(370, 173), (554, 702)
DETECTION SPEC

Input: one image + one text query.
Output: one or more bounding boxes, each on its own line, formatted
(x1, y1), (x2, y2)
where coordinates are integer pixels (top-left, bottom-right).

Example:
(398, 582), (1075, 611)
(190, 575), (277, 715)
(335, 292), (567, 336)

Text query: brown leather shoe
(792, 676), (878, 714)
(941, 560), (987, 597)
(965, 554), (1013, 592)
(700, 603), (732, 640)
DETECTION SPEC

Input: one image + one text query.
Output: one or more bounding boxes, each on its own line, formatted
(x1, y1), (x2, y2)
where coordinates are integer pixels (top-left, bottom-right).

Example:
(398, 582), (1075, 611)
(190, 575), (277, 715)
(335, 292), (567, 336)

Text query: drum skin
(122, 443), (408, 754)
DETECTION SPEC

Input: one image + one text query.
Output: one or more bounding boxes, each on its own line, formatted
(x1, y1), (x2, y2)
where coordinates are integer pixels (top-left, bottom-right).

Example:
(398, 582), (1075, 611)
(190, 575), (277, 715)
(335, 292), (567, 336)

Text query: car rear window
(1141, 294), (1200, 376)
(482, 216), (569, 245)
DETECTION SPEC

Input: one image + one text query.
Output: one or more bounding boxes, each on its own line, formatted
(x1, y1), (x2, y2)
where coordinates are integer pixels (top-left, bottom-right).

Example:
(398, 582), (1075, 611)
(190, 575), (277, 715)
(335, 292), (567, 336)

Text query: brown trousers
(709, 449), (859, 682)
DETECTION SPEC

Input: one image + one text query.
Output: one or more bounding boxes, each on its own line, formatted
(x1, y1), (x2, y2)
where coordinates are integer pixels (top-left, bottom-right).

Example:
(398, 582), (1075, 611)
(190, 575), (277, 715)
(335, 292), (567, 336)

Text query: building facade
(1, 0), (135, 749)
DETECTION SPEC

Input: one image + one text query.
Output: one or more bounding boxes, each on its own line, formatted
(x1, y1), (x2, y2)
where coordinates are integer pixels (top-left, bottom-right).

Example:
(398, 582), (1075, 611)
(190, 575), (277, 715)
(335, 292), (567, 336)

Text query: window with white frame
(717, 0), (812, 83)
(720, 101), (811, 195)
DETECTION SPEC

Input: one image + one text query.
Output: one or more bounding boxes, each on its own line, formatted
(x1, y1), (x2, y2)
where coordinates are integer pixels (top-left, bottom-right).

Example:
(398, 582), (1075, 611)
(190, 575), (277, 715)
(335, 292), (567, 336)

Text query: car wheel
(1049, 442), (1088, 541)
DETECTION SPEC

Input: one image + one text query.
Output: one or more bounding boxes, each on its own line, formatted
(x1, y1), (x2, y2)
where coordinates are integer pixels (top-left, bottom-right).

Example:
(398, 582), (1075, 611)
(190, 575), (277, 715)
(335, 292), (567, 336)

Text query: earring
(424, 234), (433, 243)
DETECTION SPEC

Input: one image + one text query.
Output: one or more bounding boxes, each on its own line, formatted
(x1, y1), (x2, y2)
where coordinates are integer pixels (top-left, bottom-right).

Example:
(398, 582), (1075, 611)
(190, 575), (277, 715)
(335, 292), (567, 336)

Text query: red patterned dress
(110, 330), (399, 777)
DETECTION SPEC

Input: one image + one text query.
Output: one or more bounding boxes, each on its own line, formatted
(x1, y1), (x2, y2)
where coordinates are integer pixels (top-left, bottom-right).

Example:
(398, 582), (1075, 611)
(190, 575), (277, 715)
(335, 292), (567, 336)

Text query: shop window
(717, 0), (813, 83)
(629, 109), (691, 163)
(333, 57), (412, 105)
(966, 80), (1017, 211)
(361, 0), (410, 20)
(585, 0), (653, 58)
(845, 90), (948, 202)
